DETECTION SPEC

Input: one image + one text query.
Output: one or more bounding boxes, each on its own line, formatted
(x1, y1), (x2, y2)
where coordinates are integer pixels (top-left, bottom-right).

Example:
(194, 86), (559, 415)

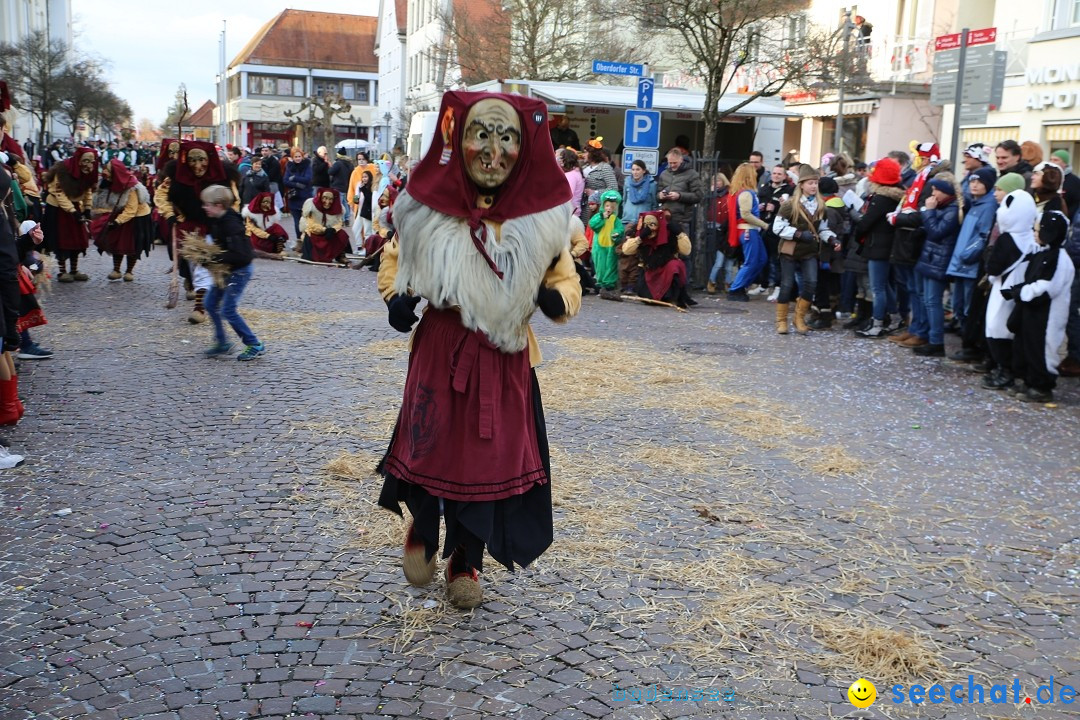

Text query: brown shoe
(402, 524), (436, 587)
(706, 281), (717, 294)
(901, 336), (928, 348)
(888, 332), (913, 344)
(1059, 357), (1080, 378)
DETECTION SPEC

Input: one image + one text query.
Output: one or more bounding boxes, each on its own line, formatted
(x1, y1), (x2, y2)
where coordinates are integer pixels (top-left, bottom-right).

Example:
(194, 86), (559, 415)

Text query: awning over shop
(467, 79), (801, 119)
(1046, 123), (1080, 141)
(960, 127), (1020, 146)
(788, 100), (878, 117)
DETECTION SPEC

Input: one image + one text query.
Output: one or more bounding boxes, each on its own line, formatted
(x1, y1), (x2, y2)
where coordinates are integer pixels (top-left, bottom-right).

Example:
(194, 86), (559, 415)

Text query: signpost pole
(949, 28), (969, 166)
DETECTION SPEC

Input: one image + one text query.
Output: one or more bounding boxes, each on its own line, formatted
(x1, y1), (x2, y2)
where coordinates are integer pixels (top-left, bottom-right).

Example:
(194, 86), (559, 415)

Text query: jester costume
(376, 91), (581, 609)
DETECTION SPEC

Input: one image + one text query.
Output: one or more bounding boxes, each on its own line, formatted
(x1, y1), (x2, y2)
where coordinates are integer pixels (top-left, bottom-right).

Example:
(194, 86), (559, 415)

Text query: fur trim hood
(867, 183), (906, 201)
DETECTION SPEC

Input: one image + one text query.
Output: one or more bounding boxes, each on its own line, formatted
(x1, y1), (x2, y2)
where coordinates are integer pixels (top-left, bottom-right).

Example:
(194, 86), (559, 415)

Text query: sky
(72, 0), (380, 127)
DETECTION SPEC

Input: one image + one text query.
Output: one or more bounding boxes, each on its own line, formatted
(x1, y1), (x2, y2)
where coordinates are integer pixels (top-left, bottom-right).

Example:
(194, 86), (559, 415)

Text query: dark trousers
(987, 338), (1012, 376)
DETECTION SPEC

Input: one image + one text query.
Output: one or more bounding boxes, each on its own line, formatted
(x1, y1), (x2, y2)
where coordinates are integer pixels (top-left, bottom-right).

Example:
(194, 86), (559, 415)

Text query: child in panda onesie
(1003, 211), (1075, 402)
(982, 181), (1038, 390)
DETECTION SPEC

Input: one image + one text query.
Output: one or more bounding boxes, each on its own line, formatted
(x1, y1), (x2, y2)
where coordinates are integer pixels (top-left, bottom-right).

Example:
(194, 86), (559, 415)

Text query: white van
(335, 139), (378, 157)
(408, 111), (439, 162)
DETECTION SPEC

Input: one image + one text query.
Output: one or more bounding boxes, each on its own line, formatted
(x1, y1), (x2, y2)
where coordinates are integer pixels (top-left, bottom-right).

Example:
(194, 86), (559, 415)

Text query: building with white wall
(217, 10), (379, 151)
(1, 0), (73, 145)
(376, 0), (407, 152)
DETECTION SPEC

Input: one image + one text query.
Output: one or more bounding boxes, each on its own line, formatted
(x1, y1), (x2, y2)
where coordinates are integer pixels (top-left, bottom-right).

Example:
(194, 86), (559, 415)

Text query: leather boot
(794, 298), (812, 334)
(10, 376), (24, 419)
(706, 281), (717, 294)
(775, 303), (789, 334)
(843, 299), (868, 329)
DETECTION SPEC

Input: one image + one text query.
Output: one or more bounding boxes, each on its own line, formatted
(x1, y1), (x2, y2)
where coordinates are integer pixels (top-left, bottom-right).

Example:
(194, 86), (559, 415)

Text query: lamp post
(834, 9), (854, 156)
(383, 112), (393, 154)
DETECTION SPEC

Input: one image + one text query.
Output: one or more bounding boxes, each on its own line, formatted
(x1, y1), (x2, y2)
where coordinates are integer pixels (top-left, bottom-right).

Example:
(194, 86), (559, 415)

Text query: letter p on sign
(624, 110), (661, 149)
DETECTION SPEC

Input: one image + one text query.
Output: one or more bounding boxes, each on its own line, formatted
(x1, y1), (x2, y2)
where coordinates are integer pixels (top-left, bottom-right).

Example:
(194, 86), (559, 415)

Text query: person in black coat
(329, 149), (355, 224)
(239, 158), (271, 205)
(852, 157), (906, 337)
(200, 184), (263, 361)
(312, 147), (331, 187)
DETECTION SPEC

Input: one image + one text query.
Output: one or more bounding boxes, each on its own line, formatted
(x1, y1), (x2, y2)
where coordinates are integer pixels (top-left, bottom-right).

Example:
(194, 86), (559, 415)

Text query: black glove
(107, 220), (118, 228)
(536, 284), (565, 319)
(82, 209), (92, 220)
(1000, 285), (1018, 301)
(387, 294), (422, 333)
(795, 230), (816, 242)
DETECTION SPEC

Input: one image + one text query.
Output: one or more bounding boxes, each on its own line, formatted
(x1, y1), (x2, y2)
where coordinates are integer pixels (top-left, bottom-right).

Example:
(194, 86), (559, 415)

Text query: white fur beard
(392, 192), (571, 353)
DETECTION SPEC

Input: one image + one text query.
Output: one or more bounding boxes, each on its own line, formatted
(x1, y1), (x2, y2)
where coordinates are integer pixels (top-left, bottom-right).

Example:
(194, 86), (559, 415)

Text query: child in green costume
(589, 189), (623, 300)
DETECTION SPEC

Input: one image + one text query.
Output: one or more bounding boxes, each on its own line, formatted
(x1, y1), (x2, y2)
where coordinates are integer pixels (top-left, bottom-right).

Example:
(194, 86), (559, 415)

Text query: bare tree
(284, 93), (352, 151)
(438, 0), (647, 86)
(0, 30), (76, 149)
(85, 92), (130, 140)
(620, 0), (839, 157)
(57, 60), (108, 136)
(160, 84), (190, 136)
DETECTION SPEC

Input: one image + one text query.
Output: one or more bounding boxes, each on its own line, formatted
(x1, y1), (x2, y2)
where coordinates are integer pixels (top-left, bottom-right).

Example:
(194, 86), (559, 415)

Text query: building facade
(949, 0), (1080, 162)
(1, 0), (73, 145)
(217, 10), (379, 152)
(376, 0), (407, 153)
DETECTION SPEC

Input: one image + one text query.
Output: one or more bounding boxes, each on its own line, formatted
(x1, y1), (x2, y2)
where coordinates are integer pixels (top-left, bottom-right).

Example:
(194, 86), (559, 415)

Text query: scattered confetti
(295, 621), (314, 628)
(54, 508), (72, 517)
(314, 680), (326, 687)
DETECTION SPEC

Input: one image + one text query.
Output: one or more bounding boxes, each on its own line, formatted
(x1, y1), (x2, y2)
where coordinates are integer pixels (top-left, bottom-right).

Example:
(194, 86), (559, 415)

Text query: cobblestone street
(1, 248), (1077, 720)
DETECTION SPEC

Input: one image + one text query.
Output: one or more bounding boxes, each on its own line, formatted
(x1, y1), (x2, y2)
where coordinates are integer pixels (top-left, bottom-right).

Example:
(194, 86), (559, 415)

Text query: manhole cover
(677, 342), (755, 356)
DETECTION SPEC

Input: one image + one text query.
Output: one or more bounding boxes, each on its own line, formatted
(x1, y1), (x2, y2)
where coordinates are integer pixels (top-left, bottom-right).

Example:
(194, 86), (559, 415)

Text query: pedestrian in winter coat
(913, 180), (962, 355)
(283, 149), (314, 239)
(621, 159), (657, 229)
(946, 166), (998, 331)
(657, 148), (703, 230)
(329, 149), (355, 224)
(239, 158), (271, 206)
(852, 157), (906, 337)
(312, 146), (331, 188)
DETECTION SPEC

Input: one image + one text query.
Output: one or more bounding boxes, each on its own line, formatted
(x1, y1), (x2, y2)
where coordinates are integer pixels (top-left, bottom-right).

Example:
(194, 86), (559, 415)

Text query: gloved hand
(795, 230), (816, 242)
(999, 285), (1017, 301)
(82, 209), (92, 220)
(387, 294), (422, 333)
(107, 221), (118, 228)
(536, 284), (565, 319)
(1019, 284), (1037, 303)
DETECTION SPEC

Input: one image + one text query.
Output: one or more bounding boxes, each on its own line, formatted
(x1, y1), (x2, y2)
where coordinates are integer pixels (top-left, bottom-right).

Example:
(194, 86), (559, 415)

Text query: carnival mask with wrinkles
(321, 191), (335, 209)
(640, 214), (659, 240)
(79, 153), (95, 175)
(261, 197), (272, 212)
(187, 149), (209, 177)
(167, 142), (180, 160)
(462, 98), (521, 190)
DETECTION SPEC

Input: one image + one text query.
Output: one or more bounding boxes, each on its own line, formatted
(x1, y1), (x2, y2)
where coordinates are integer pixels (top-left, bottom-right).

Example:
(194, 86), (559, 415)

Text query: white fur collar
(392, 192), (571, 352)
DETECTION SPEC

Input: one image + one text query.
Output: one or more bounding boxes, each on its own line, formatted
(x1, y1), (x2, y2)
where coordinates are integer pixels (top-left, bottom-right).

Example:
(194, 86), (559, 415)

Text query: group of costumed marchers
(91, 159), (153, 281)
(153, 140), (240, 322)
(299, 188), (350, 264)
(242, 193), (288, 255)
(41, 147), (98, 281)
(375, 91), (581, 609)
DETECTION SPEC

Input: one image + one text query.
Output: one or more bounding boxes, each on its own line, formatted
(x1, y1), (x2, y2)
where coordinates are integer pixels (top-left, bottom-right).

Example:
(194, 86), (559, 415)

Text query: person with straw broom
(376, 91), (581, 610)
(619, 210), (694, 308)
(154, 140), (240, 323)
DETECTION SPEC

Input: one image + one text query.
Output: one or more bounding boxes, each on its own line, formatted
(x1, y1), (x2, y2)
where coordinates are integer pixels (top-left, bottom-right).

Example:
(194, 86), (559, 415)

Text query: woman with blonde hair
(706, 172), (731, 293)
(723, 163), (770, 301)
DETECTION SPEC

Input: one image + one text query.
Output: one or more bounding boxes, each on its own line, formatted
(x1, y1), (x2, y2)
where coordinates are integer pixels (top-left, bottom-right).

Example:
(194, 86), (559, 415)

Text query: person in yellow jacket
(42, 147), (97, 281)
(93, 159), (153, 281)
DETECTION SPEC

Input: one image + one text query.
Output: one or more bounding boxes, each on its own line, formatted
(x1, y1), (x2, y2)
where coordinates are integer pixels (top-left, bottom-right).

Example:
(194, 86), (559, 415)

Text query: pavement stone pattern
(1, 247), (1077, 720)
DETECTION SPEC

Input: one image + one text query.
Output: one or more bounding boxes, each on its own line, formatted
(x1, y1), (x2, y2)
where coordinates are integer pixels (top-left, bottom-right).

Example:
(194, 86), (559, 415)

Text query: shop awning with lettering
(467, 79), (801, 118)
(788, 100), (878, 117)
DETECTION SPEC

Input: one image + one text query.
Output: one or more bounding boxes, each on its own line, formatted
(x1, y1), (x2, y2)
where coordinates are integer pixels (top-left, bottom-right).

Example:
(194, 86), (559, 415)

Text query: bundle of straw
(178, 232), (229, 288)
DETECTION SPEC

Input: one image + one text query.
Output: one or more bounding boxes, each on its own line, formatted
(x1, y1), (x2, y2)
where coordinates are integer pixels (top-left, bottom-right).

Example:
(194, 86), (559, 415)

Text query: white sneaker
(767, 287), (780, 303)
(0, 446), (25, 469)
(747, 285), (767, 295)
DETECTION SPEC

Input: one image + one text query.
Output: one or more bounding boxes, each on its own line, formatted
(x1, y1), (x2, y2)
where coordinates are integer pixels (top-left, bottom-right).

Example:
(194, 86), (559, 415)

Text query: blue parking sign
(623, 110), (661, 149)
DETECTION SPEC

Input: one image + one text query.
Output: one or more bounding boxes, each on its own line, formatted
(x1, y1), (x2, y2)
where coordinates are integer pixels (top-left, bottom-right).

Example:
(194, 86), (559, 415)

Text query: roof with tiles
(230, 9), (378, 73)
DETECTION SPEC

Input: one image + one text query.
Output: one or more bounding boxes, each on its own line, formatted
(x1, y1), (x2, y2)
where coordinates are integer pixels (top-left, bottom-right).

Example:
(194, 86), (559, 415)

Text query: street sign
(934, 48), (960, 71)
(935, 33), (961, 51)
(637, 77), (655, 109)
(624, 109), (661, 149)
(930, 46), (1002, 106)
(958, 103), (989, 125)
(592, 60), (645, 77)
(966, 27), (997, 46)
(990, 51), (1007, 108)
(623, 148), (659, 175)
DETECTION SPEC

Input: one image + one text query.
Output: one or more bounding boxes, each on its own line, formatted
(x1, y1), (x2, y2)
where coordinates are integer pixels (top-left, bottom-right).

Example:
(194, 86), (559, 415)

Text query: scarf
(625, 175), (651, 205)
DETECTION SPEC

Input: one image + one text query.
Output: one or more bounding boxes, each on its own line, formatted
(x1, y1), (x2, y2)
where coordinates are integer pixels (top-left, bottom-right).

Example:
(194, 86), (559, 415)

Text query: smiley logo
(848, 678), (877, 708)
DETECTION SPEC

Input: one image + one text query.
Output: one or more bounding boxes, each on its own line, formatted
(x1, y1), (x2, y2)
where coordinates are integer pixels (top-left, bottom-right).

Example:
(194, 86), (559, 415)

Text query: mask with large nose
(187, 149), (209, 178)
(462, 98), (521, 190)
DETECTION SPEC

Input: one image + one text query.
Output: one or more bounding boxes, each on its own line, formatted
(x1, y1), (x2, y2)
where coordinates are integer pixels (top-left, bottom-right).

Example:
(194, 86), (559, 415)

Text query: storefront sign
(1025, 63), (1080, 110)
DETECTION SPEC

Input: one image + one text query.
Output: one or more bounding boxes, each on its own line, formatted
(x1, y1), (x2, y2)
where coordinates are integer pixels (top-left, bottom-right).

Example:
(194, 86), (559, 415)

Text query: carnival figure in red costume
(154, 140), (240, 322)
(376, 92), (581, 609)
(93, 159), (153, 281)
(42, 147), (98, 281)
(300, 187), (350, 264)
(621, 210), (694, 307)
(242, 192), (288, 255)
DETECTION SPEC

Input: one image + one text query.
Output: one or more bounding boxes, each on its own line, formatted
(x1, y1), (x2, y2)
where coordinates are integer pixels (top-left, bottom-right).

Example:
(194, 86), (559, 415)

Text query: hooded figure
(42, 146), (99, 281)
(242, 192), (288, 255)
(374, 91), (580, 610)
(620, 210), (694, 307)
(299, 187), (349, 263)
(982, 184), (1039, 389)
(93, 158), (153, 280)
(1003, 211), (1075, 401)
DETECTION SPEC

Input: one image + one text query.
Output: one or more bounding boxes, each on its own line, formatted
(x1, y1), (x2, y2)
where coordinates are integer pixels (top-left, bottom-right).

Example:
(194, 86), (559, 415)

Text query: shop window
(1048, 0), (1080, 29)
(357, 84), (369, 103)
(294, 79), (305, 97)
(342, 82), (355, 100)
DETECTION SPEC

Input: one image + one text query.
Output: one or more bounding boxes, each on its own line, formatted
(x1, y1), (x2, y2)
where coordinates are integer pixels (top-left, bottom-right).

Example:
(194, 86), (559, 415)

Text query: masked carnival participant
(375, 92), (581, 609)
(93, 159), (153, 281)
(299, 187), (349, 264)
(242, 192), (288, 256)
(620, 210), (693, 307)
(154, 140), (239, 322)
(43, 147), (97, 281)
